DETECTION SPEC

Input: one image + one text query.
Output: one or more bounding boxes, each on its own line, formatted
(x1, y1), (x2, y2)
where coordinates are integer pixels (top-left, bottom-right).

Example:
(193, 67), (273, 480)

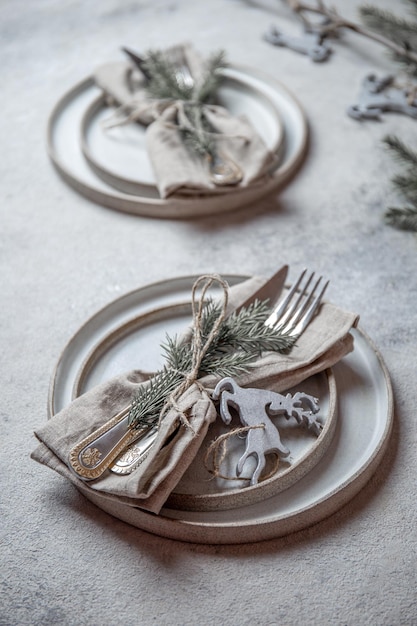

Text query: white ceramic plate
(80, 69), (285, 195)
(49, 276), (393, 544)
(47, 67), (308, 218)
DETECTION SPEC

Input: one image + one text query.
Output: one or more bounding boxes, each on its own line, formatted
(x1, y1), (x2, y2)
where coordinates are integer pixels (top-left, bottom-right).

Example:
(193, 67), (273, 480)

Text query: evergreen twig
(128, 299), (296, 430)
(284, 0), (417, 68)
(360, 5), (417, 74)
(382, 134), (417, 231)
(143, 50), (193, 101)
(383, 135), (417, 167)
(195, 50), (226, 103)
(142, 48), (226, 160)
(385, 206), (417, 230)
(392, 174), (417, 203)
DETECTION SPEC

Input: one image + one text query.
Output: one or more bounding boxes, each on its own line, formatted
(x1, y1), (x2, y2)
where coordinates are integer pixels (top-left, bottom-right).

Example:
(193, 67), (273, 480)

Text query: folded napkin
(32, 274), (359, 514)
(94, 44), (278, 198)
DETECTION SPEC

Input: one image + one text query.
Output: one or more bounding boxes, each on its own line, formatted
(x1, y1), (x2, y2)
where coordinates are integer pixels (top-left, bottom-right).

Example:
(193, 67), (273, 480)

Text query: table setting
(3, 0), (417, 624)
(47, 42), (308, 217)
(31, 265), (393, 544)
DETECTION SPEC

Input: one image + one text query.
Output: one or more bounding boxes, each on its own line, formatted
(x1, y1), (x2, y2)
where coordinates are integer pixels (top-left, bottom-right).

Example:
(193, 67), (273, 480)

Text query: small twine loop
(204, 425), (281, 482)
(101, 103), (145, 129)
(158, 274), (229, 432)
(102, 98), (250, 146)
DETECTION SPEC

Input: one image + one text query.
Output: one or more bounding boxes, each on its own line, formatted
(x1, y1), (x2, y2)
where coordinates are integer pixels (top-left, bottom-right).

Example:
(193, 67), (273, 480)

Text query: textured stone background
(1, 1), (416, 624)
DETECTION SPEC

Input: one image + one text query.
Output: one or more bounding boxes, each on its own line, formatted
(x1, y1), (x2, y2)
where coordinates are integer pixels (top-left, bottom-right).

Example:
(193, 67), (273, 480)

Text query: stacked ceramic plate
(47, 66), (308, 218)
(49, 275), (393, 544)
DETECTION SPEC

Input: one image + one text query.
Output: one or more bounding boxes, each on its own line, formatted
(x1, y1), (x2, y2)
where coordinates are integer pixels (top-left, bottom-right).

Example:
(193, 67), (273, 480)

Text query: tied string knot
(204, 424), (281, 482)
(158, 274), (229, 432)
(102, 97), (250, 144)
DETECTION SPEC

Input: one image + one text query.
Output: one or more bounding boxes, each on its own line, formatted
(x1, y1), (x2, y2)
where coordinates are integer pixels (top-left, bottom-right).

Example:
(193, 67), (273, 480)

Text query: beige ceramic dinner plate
(47, 66), (308, 218)
(49, 276), (393, 544)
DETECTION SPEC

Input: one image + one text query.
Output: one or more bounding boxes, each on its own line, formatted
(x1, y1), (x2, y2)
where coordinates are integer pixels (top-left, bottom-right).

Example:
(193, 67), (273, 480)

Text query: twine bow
(158, 274), (229, 430)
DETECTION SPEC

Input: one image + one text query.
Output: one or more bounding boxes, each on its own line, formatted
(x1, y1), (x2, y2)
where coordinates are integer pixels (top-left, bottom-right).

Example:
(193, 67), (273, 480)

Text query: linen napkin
(32, 274), (359, 514)
(93, 44), (278, 198)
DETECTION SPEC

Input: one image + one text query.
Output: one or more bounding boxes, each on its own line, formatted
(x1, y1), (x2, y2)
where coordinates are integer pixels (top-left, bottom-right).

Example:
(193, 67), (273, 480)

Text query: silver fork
(265, 269), (329, 336)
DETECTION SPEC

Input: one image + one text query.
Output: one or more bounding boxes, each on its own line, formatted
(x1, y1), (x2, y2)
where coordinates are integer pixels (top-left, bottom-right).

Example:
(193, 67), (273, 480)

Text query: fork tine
(264, 268), (307, 328)
(279, 273), (321, 332)
(289, 279), (329, 336)
(277, 271), (316, 330)
(265, 268), (329, 337)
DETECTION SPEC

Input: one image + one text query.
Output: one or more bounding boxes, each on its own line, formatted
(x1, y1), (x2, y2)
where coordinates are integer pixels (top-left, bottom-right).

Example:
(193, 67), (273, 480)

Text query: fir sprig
(143, 50), (194, 101)
(181, 105), (216, 158)
(383, 134), (417, 231)
(385, 207), (417, 230)
(128, 299), (296, 430)
(129, 366), (184, 428)
(281, 1), (417, 70)
(360, 5), (417, 74)
(141, 48), (226, 160)
(194, 50), (226, 104)
(143, 49), (226, 103)
(384, 134), (417, 166)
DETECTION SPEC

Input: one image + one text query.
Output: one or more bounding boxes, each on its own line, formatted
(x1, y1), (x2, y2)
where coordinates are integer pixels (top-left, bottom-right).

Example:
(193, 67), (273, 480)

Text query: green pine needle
(384, 206), (417, 231)
(141, 48), (226, 160)
(382, 134), (417, 232)
(128, 298), (297, 430)
(359, 4), (417, 73)
(392, 173), (417, 203)
(143, 50), (193, 101)
(360, 5), (417, 43)
(383, 135), (417, 168)
(128, 366), (184, 429)
(195, 50), (227, 103)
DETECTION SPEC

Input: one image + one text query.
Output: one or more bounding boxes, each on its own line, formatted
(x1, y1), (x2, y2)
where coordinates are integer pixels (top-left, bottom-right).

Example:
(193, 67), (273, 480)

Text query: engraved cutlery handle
(207, 152), (243, 186)
(68, 407), (153, 480)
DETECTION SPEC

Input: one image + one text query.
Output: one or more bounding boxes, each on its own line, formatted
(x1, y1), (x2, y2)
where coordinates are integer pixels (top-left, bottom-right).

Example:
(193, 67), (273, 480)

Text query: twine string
(158, 274), (229, 431)
(102, 98), (250, 144)
(204, 424), (281, 482)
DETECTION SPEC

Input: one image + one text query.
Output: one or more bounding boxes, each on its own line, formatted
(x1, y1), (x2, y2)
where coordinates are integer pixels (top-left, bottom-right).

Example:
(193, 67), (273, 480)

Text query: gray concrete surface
(1, 1), (416, 624)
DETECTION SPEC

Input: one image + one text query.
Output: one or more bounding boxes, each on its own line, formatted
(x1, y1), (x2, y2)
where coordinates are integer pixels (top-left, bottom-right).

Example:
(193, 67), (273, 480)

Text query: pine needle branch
(382, 133), (417, 232)
(128, 366), (184, 429)
(199, 351), (259, 377)
(283, 1), (417, 66)
(195, 50), (227, 103)
(384, 206), (417, 231)
(360, 6), (417, 43)
(392, 173), (417, 203)
(140, 48), (226, 160)
(128, 298), (297, 429)
(143, 50), (193, 101)
(359, 5), (417, 72)
(383, 135), (417, 168)
(180, 105), (216, 158)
